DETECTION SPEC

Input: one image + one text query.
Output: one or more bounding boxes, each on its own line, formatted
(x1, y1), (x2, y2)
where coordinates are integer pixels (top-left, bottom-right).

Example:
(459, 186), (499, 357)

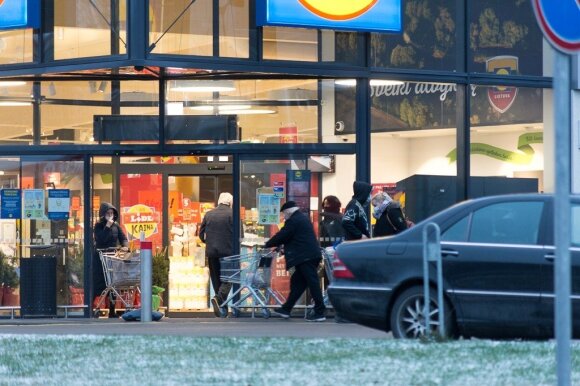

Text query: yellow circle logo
(298, 0), (378, 20)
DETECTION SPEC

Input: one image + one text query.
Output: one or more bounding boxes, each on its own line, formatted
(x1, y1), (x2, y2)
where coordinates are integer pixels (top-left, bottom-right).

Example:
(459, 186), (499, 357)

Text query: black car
(328, 194), (580, 339)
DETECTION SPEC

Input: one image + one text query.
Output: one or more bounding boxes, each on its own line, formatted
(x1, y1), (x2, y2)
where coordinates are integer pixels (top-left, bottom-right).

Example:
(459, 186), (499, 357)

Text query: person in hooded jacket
(371, 192), (408, 237)
(199, 192), (234, 318)
(266, 201), (326, 322)
(342, 181), (373, 240)
(93, 202), (129, 317)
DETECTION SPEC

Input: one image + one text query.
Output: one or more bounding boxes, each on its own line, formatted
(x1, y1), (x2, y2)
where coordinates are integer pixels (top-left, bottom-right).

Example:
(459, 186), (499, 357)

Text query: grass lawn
(0, 335), (579, 385)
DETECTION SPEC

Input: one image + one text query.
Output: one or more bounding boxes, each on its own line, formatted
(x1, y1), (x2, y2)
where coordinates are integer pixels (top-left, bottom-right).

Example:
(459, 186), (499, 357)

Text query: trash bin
(20, 246), (58, 318)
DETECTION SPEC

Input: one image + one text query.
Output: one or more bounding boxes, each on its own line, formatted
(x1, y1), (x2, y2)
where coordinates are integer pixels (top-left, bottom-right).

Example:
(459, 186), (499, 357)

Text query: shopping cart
(94, 248), (141, 316)
(321, 247), (335, 307)
(219, 249), (285, 318)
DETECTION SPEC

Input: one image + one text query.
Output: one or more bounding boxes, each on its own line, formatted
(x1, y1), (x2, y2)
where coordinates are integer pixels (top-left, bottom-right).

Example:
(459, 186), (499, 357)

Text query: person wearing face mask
(342, 181), (373, 241)
(93, 202), (129, 318)
(319, 195), (345, 248)
(265, 201), (326, 322)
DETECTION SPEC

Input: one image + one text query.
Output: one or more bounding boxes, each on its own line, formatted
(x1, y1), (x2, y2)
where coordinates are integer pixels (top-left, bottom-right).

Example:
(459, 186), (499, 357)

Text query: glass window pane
(470, 86), (550, 193)
(0, 81), (33, 145)
(41, 81), (111, 145)
(149, 0), (213, 56)
(165, 79), (354, 144)
(469, 201), (543, 245)
(263, 27), (318, 61)
(0, 29), (33, 65)
(442, 216), (470, 242)
(370, 81), (460, 223)
(572, 205), (580, 248)
(371, 0), (458, 71)
(219, 0), (249, 58)
(468, 0), (550, 77)
(54, 0), (127, 60)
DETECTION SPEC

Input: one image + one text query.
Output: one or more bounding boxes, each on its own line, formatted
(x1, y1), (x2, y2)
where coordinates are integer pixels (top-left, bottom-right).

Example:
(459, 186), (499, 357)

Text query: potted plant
(0, 254), (19, 306)
(152, 247), (169, 308)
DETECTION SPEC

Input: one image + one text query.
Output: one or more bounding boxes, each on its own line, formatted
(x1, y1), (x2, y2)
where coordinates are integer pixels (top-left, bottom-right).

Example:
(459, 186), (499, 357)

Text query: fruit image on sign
(298, 0), (378, 20)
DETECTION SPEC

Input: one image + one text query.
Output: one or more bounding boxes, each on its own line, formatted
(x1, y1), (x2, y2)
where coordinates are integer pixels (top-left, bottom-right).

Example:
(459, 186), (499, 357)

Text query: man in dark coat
(93, 202), (129, 317)
(265, 201), (326, 322)
(199, 192), (233, 318)
(342, 181), (373, 240)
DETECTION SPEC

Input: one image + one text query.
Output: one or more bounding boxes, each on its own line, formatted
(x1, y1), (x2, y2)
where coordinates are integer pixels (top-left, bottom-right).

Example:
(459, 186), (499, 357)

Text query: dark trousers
(283, 258), (325, 314)
(208, 257), (232, 303)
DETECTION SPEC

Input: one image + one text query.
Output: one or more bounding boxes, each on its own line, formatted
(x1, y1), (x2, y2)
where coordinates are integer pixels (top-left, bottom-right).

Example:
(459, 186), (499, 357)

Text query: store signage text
(0, 0), (40, 30)
(123, 204), (160, 239)
(370, 83), (478, 102)
(257, 0), (401, 33)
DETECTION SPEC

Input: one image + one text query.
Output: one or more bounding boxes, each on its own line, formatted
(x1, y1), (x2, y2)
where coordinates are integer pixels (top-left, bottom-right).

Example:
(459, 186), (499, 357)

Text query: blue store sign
(257, 0), (401, 33)
(0, 0), (40, 30)
(532, 0), (580, 53)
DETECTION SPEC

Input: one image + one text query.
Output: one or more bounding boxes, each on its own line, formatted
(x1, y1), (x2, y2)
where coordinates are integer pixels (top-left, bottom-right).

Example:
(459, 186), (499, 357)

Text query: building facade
(0, 0), (562, 317)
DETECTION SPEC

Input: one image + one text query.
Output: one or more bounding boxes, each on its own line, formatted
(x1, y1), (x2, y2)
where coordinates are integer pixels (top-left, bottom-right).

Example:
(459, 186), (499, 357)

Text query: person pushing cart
(265, 201), (326, 322)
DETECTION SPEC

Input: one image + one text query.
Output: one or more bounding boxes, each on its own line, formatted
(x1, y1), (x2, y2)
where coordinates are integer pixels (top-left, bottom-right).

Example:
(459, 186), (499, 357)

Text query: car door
(441, 199), (547, 337)
(540, 199), (580, 338)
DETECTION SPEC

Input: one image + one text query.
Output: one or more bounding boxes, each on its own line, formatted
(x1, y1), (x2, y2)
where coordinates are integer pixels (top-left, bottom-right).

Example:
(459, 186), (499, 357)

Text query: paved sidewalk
(0, 317), (390, 339)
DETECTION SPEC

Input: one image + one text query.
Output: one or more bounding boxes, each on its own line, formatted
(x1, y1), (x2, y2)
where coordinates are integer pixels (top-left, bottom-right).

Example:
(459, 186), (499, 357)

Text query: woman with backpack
(371, 192), (408, 237)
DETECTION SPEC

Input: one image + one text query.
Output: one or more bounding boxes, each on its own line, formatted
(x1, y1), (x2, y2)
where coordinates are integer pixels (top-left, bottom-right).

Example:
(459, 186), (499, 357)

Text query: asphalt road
(0, 317), (390, 339)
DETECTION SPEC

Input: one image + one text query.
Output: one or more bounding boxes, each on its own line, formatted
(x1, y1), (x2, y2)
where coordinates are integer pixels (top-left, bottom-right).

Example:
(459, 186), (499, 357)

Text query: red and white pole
(140, 240), (153, 322)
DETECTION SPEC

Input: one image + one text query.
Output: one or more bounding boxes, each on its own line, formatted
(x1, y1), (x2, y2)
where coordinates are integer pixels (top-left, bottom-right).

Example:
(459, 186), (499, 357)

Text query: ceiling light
(0, 81), (26, 87)
(171, 80), (236, 93)
(48, 82), (56, 96)
(98, 81), (107, 93)
(219, 108), (276, 115)
(335, 79), (405, 86)
(0, 101), (32, 106)
(190, 104), (252, 112)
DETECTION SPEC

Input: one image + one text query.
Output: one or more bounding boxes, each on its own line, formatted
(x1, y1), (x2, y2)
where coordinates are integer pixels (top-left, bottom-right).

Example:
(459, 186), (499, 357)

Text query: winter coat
(94, 202), (128, 249)
(199, 204), (233, 259)
(264, 210), (321, 269)
(342, 181), (372, 240)
(319, 211), (345, 247)
(373, 202), (408, 237)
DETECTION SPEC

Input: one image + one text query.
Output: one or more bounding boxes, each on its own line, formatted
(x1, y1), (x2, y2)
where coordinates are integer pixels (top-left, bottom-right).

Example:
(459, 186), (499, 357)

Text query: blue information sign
(532, 0), (580, 53)
(1, 189), (22, 219)
(47, 189), (70, 220)
(0, 0), (40, 30)
(257, 0), (401, 33)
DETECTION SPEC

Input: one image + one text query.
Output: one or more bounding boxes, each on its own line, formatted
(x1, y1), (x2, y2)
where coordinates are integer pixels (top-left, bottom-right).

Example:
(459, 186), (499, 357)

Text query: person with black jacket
(371, 192), (408, 237)
(266, 201), (326, 322)
(319, 195), (345, 248)
(199, 192), (234, 318)
(342, 181), (373, 240)
(93, 202), (129, 318)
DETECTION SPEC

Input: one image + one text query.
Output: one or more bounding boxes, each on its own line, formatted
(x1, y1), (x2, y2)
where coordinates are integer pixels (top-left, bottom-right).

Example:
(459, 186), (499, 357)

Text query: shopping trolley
(219, 249), (285, 318)
(94, 248), (141, 316)
(321, 247), (335, 307)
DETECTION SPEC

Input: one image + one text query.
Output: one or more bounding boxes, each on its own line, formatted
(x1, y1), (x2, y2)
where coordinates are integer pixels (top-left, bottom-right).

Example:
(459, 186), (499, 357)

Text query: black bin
(20, 247), (58, 318)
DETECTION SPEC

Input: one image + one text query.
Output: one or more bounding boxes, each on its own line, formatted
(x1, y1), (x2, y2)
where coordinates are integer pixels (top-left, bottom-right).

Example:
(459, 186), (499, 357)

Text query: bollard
(140, 240), (153, 323)
(422, 222), (444, 339)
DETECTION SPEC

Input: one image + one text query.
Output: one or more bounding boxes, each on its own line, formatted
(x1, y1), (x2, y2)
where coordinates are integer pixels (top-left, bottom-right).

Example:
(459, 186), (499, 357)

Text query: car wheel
(390, 286), (454, 340)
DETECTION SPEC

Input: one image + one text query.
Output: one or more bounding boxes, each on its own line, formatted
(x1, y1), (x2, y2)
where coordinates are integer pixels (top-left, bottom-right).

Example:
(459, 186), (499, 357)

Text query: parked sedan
(328, 194), (580, 339)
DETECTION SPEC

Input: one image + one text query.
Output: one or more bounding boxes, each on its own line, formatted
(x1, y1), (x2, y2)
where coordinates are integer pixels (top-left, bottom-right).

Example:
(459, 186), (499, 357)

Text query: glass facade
(0, 0), (557, 317)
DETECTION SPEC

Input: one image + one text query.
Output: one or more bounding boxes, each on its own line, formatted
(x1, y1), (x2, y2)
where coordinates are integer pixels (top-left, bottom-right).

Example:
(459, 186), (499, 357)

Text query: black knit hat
(280, 201), (298, 212)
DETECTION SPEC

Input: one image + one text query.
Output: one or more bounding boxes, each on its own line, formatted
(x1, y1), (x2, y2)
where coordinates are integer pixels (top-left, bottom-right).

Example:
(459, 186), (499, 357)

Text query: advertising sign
(0, 189), (21, 219)
(23, 189), (45, 219)
(257, 188), (280, 225)
(0, 0), (41, 30)
(486, 56), (519, 114)
(286, 170), (311, 214)
(122, 204), (161, 240)
(47, 189), (70, 220)
(257, 0), (401, 33)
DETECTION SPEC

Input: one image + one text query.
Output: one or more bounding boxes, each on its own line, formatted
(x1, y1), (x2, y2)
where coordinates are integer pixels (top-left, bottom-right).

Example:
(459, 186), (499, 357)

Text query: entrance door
(167, 175), (233, 314)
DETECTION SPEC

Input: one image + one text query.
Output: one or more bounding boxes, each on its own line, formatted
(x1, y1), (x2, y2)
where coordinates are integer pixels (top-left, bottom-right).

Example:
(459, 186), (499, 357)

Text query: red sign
(486, 56), (518, 114)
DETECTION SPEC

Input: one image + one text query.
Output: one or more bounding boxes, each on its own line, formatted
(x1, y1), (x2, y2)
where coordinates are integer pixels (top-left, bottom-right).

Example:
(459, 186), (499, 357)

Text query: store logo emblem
(298, 0), (378, 20)
(486, 56), (519, 114)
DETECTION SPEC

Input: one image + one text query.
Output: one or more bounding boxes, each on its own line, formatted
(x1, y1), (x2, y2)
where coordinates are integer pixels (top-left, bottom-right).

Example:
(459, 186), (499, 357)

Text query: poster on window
(286, 170), (311, 214)
(23, 189), (45, 219)
(257, 189), (280, 225)
(47, 189), (70, 220)
(0, 189), (21, 219)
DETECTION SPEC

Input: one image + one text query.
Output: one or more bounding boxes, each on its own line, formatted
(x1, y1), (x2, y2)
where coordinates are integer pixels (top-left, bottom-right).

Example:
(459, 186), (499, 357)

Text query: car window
(442, 216), (470, 242)
(572, 205), (580, 247)
(469, 201), (544, 245)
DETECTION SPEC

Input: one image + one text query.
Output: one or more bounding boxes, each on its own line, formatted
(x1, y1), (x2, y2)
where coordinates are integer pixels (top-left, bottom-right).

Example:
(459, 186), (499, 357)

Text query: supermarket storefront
(0, 0), (556, 317)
